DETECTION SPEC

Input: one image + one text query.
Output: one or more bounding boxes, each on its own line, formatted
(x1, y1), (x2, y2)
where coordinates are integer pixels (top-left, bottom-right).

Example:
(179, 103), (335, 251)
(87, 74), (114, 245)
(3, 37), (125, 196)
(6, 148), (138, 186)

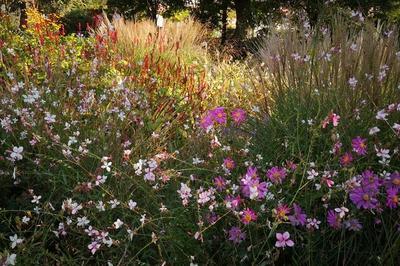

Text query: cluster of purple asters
(349, 170), (380, 209)
(200, 107), (246, 130)
(349, 170), (399, 210)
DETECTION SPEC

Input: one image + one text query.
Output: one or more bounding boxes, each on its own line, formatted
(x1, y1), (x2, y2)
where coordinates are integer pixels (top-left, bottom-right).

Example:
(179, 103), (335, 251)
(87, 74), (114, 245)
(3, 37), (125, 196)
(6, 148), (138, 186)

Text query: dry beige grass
(257, 15), (400, 112)
(98, 14), (208, 64)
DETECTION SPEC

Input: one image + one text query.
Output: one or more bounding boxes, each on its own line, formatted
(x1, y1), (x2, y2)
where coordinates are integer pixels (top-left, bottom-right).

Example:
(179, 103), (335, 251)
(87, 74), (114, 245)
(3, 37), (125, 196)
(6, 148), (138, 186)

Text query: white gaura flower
(44, 112), (56, 124)
(376, 109), (388, 120)
(22, 216), (30, 224)
(334, 207), (349, 218)
(140, 214), (146, 225)
(77, 216), (90, 227)
(113, 219), (124, 229)
(10, 146), (23, 161)
(9, 234), (24, 249)
(369, 126), (380, 135)
(31, 195), (41, 204)
(5, 253), (17, 265)
(128, 200), (137, 210)
(109, 199), (120, 209)
(101, 161), (112, 172)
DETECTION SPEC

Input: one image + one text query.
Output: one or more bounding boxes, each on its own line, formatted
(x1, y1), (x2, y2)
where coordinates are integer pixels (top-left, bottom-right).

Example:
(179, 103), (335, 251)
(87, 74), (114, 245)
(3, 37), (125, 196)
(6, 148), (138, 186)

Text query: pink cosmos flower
(267, 166), (287, 184)
(321, 173), (334, 188)
(340, 152), (353, 166)
(331, 113), (340, 127)
(213, 176), (226, 191)
(223, 157), (235, 170)
(322, 112), (340, 128)
(241, 208), (257, 224)
(231, 108), (246, 124)
(210, 107), (227, 124)
(200, 113), (214, 130)
(273, 204), (291, 221)
(275, 232), (294, 248)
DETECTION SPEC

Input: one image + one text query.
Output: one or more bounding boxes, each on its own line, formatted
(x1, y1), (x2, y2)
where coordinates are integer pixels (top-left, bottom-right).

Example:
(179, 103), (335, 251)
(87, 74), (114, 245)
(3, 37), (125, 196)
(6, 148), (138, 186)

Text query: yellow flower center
(362, 194), (370, 201)
(244, 214), (252, 223)
(392, 196), (398, 203)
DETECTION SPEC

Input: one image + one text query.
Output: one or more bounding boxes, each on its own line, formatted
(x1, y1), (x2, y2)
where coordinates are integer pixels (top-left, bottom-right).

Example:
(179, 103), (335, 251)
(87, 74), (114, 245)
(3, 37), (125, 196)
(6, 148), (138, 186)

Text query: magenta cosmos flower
(245, 166), (258, 179)
(340, 152), (353, 166)
(223, 157), (235, 170)
(386, 171), (400, 191)
(231, 108), (246, 124)
(352, 136), (367, 155)
(288, 203), (307, 226)
(210, 107), (227, 124)
(273, 204), (291, 221)
(228, 226), (246, 244)
(386, 188), (399, 209)
(267, 166), (287, 184)
(327, 209), (342, 229)
(241, 208), (257, 224)
(213, 176), (226, 191)
(275, 232), (294, 248)
(199, 113), (214, 130)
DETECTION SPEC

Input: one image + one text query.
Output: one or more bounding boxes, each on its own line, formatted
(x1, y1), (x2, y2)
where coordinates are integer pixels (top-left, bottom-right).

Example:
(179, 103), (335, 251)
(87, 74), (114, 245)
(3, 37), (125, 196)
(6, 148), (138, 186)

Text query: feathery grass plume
(98, 14), (208, 65)
(256, 12), (400, 114)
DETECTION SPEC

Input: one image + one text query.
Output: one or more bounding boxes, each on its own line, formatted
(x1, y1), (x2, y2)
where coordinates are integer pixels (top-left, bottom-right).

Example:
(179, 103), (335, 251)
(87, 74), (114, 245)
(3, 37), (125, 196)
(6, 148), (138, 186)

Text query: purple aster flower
(288, 203), (307, 226)
(327, 209), (342, 229)
(386, 171), (400, 191)
(205, 211), (219, 224)
(352, 136), (367, 155)
(210, 107), (227, 124)
(349, 186), (379, 209)
(199, 113), (213, 130)
(344, 219), (362, 231)
(360, 170), (381, 189)
(228, 226), (246, 244)
(267, 166), (287, 184)
(213, 176), (226, 191)
(245, 166), (258, 179)
(386, 187), (399, 209)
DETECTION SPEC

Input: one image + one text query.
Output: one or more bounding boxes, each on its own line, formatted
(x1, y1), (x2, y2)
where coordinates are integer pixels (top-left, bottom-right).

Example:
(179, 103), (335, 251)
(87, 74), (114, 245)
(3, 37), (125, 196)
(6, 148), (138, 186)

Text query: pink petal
(276, 233), (283, 241)
(282, 231), (290, 240)
(286, 240), (294, 247)
(275, 241), (283, 248)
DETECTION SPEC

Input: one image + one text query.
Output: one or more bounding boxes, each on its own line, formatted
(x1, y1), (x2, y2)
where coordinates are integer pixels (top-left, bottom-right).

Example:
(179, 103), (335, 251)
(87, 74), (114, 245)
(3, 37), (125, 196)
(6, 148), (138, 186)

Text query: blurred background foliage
(2, 0), (400, 40)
